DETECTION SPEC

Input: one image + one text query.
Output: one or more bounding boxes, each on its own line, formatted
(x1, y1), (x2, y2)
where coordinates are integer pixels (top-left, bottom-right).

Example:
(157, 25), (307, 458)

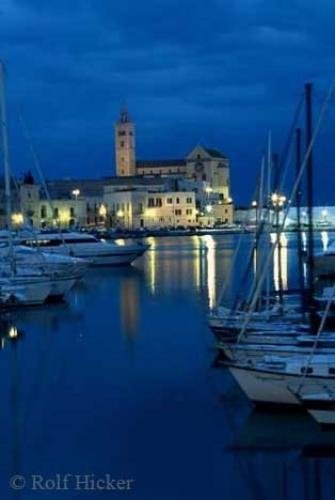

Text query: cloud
(0, 0), (334, 202)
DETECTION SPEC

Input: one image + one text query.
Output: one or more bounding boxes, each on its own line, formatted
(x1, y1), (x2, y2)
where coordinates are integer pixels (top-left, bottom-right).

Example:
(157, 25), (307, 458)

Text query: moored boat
(19, 232), (149, 266)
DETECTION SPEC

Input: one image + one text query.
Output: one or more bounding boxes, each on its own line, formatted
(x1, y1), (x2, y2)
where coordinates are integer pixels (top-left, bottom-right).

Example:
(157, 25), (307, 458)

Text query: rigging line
(233, 79), (335, 350)
(18, 110), (66, 246)
(213, 174), (261, 311)
(234, 217), (267, 312)
(217, 155), (269, 315)
(272, 92), (305, 191)
(240, 97), (304, 311)
(244, 192), (279, 314)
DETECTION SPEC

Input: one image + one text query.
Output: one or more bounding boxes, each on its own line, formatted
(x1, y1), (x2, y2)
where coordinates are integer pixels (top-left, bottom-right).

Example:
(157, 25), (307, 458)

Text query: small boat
(19, 232), (149, 266)
(0, 243), (89, 279)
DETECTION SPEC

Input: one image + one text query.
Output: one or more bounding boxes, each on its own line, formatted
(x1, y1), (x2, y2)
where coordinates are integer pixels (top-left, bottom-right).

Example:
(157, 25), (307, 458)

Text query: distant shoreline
(104, 226), (335, 240)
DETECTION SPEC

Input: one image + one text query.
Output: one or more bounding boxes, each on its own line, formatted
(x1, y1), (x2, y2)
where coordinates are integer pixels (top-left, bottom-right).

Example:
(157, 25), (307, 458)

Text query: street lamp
(99, 204), (107, 217)
(251, 200), (258, 225)
(11, 213), (24, 226)
(271, 192), (286, 226)
(72, 188), (80, 199)
(271, 192), (286, 208)
(72, 189), (80, 227)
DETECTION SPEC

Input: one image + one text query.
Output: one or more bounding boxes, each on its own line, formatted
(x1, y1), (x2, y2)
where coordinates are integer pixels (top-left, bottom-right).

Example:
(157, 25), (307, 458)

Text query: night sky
(1, 0), (335, 204)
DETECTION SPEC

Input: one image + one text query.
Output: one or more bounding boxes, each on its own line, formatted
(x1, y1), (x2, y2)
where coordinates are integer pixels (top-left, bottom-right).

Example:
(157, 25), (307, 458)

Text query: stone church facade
(114, 109), (234, 225)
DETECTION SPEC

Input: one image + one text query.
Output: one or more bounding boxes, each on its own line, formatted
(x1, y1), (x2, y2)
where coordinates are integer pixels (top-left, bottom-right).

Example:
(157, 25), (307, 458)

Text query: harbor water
(1, 233), (335, 499)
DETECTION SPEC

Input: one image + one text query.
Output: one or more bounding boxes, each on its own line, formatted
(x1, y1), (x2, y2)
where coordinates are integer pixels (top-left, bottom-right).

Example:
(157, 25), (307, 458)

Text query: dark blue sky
(1, 0), (335, 204)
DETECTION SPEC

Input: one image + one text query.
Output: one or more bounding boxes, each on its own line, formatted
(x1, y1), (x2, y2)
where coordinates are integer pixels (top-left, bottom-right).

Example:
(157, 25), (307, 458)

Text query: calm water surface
(1, 234), (335, 499)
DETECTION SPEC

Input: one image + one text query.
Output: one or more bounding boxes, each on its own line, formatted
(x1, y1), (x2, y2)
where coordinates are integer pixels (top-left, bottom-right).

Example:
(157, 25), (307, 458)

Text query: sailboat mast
(272, 153), (283, 307)
(295, 127), (305, 310)
(0, 61), (15, 274)
(305, 82), (315, 309)
(0, 62), (12, 232)
(265, 130), (272, 315)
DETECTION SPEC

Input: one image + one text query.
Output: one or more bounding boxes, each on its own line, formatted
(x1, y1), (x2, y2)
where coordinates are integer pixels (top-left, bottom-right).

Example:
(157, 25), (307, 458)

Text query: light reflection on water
(271, 232), (288, 292)
(0, 232), (334, 499)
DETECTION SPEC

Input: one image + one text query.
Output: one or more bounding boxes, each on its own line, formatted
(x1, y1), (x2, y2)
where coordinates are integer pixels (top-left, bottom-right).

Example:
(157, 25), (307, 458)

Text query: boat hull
(0, 281), (51, 306)
(228, 364), (335, 407)
(44, 246), (148, 266)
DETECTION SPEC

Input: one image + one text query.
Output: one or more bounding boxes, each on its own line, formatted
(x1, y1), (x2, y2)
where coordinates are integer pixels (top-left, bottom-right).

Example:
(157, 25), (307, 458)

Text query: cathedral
(114, 108), (233, 215)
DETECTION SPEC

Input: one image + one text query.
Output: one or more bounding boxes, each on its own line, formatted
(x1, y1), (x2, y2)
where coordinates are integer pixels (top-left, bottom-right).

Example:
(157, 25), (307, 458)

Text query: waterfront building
(1, 108), (234, 230)
(233, 206), (335, 228)
(114, 109), (234, 226)
(104, 188), (196, 229)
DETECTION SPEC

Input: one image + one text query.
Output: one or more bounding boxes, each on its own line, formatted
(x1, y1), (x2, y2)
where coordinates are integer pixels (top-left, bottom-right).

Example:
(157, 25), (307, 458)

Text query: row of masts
(211, 80), (335, 427)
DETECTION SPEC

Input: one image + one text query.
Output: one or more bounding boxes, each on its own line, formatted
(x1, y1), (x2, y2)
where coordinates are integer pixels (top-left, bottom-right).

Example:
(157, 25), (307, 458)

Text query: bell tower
(115, 108), (136, 176)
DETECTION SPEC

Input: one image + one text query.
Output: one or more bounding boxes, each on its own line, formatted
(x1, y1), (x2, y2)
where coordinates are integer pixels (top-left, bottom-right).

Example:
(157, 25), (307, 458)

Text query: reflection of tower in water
(120, 276), (139, 342)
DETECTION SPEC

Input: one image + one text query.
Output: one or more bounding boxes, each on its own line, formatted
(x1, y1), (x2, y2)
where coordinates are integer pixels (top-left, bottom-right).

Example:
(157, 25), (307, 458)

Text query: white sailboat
(0, 61), (52, 305)
(228, 353), (335, 406)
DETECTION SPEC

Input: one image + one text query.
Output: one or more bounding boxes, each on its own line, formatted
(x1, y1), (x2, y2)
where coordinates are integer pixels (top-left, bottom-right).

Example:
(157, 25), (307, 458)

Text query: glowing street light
(11, 213), (24, 226)
(72, 188), (80, 199)
(271, 192), (286, 207)
(99, 204), (107, 217)
(206, 204), (213, 213)
(116, 209), (124, 218)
